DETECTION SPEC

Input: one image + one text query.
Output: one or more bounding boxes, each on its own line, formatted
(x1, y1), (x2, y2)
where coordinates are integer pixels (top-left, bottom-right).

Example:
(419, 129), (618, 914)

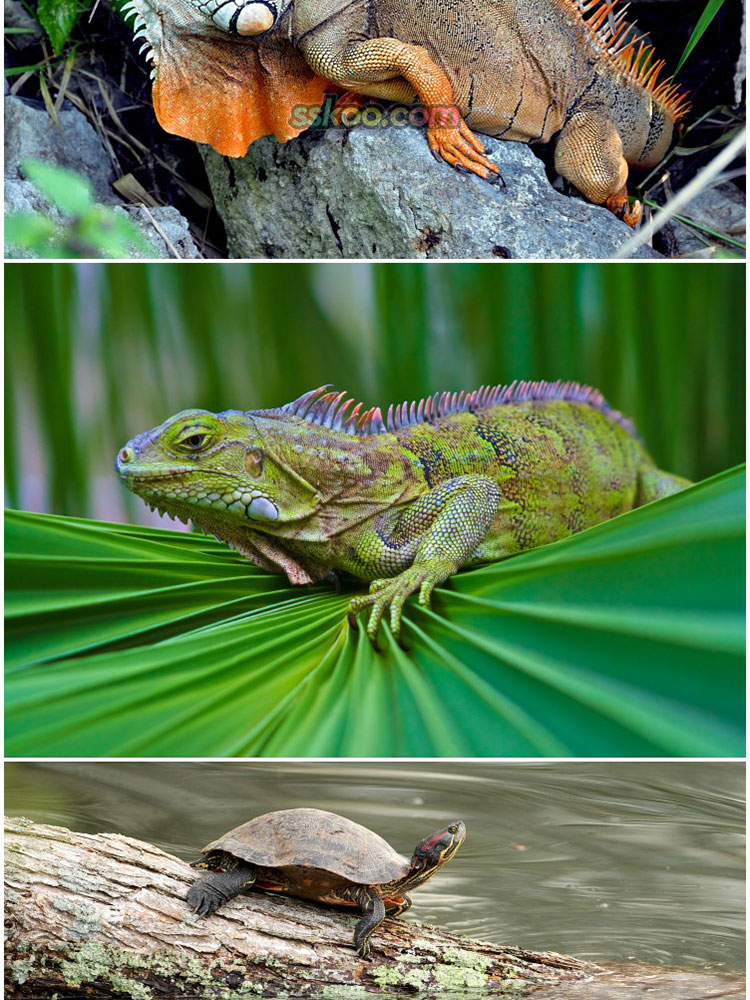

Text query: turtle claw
(355, 939), (373, 960)
(187, 885), (222, 917)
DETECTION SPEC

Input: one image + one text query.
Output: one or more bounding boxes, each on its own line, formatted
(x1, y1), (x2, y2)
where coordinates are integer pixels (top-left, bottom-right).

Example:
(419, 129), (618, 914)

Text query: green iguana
(120, 0), (689, 226)
(116, 381), (691, 645)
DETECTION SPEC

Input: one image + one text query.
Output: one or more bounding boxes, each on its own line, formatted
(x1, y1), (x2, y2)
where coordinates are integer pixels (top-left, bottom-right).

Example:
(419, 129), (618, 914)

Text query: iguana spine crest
(121, 2), (156, 79)
(278, 380), (639, 439)
(571, 0), (690, 119)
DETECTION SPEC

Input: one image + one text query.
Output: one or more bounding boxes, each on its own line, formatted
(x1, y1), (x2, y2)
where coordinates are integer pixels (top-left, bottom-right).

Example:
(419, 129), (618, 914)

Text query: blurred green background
(4, 261), (745, 524)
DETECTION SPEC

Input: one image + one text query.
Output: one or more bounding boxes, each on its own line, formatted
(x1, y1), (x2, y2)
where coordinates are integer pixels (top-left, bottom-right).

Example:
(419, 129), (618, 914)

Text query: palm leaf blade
(5, 466), (744, 757)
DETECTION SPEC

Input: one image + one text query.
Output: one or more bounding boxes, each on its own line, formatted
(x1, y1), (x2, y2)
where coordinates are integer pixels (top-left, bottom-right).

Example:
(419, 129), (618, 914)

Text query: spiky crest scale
(277, 380), (639, 440)
(120, 0), (157, 78)
(569, 0), (691, 120)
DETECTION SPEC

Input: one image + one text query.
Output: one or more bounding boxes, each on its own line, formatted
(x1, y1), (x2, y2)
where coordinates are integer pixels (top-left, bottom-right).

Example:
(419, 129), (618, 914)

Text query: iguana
(120, 0), (689, 226)
(116, 380), (691, 645)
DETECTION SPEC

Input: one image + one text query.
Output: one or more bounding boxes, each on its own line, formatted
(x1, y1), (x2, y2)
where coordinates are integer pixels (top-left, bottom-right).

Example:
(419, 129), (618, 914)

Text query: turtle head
(190, 849), (228, 871)
(403, 821), (466, 889)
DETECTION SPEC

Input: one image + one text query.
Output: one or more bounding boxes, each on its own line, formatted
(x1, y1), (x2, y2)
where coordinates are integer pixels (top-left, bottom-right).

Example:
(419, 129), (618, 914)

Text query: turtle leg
(187, 863), (256, 916)
(353, 887), (386, 959)
(385, 894), (412, 918)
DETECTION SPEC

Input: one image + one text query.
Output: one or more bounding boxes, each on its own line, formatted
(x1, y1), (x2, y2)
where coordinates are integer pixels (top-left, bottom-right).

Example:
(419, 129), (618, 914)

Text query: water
(4, 761), (744, 972)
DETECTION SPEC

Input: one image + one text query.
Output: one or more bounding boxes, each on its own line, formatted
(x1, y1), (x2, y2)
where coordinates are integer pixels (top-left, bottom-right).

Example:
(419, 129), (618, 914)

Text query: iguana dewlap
(122, 0), (689, 226)
(116, 381), (691, 646)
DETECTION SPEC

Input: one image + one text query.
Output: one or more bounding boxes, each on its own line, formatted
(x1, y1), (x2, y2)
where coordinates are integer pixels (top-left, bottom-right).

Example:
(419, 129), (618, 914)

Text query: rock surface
(5, 94), (117, 204)
(202, 124), (659, 260)
(668, 182), (746, 256)
(4, 95), (200, 259)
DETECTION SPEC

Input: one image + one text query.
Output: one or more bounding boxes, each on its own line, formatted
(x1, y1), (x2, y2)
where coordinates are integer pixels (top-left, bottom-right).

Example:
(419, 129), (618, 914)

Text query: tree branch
(5, 815), (594, 998)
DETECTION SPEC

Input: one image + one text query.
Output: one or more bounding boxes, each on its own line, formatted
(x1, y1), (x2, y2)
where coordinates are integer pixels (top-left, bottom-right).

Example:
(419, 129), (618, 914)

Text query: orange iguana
(121, 0), (690, 226)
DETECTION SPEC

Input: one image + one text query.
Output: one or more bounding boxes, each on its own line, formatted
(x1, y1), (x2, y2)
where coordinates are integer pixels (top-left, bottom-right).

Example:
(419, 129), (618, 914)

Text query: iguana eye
(245, 448), (263, 477)
(180, 432), (210, 451)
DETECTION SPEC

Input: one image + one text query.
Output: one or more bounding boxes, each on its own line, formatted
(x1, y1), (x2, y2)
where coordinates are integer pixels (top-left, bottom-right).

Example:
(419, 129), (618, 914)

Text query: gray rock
(5, 94), (116, 203)
(202, 125), (658, 260)
(671, 183), (746, 257)
(4, 176), (47, 258)
(120, 205), (201, 259)
(4, 94), (201, 259)
(669, 182), (745, 256)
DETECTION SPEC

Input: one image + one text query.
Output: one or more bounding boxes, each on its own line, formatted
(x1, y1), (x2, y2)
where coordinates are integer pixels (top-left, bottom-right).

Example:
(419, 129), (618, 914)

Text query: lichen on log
(4, 815), (594, 998)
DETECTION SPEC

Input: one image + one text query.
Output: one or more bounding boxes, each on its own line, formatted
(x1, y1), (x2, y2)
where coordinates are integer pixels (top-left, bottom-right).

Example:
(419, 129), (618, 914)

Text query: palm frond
(6, 466), (744, 757)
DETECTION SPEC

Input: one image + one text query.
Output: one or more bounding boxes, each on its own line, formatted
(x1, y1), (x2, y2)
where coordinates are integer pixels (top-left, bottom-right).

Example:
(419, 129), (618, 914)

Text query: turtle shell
(203, 808), (410, 885)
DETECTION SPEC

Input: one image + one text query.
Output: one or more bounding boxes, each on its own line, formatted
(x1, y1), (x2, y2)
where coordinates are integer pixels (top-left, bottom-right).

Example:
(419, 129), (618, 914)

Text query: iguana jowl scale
(121, 0), (689, 225)
(116, 380), (691, 644)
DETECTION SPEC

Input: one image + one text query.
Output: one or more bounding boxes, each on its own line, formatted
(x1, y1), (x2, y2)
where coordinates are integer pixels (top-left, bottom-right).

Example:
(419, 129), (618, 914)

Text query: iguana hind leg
(301, 36), (500, 182)
(554, 110), (642, 227)
(637, 467), (692, 505)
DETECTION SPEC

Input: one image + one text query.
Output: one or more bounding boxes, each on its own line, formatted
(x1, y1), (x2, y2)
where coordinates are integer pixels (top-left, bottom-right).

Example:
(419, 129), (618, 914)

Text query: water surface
(5, 761), (744, 971)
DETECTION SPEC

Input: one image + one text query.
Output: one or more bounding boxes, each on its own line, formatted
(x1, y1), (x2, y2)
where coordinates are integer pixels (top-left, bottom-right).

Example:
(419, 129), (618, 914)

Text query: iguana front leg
(300, 36), (500, 182)
(554, 110), (643, 227)
(348, 476), (502, 645)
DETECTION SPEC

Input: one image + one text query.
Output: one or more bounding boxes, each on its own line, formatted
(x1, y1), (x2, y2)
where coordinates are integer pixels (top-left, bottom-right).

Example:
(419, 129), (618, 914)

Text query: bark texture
(4, 815), (594, 998)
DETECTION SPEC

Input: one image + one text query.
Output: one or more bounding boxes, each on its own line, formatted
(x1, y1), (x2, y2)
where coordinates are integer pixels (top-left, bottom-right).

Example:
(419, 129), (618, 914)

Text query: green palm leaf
(5, 466), (744, 757)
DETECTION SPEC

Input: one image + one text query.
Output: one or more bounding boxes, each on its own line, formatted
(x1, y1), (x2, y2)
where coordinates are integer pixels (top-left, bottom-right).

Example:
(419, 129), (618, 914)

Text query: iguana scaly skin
(116, 381), (691, 645)
(121, 0), (689, 225)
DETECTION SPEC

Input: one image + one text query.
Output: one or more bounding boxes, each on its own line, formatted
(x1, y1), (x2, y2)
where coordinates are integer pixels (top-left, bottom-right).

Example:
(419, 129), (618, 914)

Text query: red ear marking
(420, 830), (447, 850)
(152, 33), (337, 156)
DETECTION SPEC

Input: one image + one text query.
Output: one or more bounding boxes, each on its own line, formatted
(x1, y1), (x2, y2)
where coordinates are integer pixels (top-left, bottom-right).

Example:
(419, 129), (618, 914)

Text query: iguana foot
(605, 185), (642, 228)
(428, 111), (500, 182)
(348, 561), (452, 644)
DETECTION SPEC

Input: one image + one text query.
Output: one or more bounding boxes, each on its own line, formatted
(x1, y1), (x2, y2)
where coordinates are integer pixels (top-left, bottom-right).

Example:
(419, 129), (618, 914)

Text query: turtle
(186, 807), (466, 957)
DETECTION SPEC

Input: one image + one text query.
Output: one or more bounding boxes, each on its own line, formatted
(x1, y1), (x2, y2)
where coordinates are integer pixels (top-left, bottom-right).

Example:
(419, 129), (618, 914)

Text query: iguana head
(120, 0), (331, 155)
(115, 397), (387, 543)
(116, 408), (313, 531)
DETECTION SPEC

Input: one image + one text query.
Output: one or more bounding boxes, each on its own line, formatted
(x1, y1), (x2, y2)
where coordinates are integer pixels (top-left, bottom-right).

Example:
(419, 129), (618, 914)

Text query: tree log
(5, 815), (594, 998)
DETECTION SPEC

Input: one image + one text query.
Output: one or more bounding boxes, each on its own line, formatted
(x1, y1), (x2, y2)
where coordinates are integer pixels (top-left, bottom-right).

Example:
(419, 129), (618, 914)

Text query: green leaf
(21, 159), (93, 217)
(4, 212), (58, 249)
(4, 63), (46, 75)
(76, 207), (152, 258)
(5, 467), (744, 757)
(35, 0), (89, 54)
(675, 0), (726, 73)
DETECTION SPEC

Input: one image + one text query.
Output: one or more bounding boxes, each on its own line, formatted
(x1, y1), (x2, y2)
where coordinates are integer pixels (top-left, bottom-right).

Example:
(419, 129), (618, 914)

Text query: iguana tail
(637, 466), (693, 505)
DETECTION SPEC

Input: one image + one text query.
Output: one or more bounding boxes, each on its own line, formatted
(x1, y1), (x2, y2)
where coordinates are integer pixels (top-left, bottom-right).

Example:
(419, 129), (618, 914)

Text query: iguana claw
(428, 113), (501, 182)
(348, 563), (448, 646)
(605, 184), (642, 228)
